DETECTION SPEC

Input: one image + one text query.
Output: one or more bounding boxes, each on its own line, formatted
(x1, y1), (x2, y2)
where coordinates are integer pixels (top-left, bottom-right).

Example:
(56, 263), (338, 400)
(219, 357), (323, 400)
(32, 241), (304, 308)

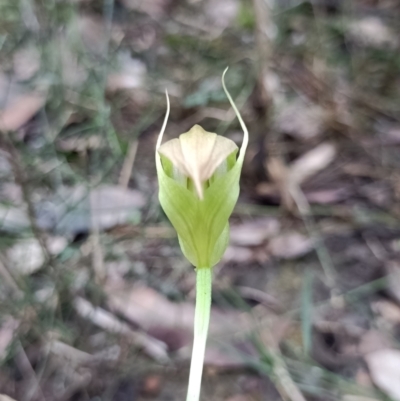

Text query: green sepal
(157, 155), (241, 268)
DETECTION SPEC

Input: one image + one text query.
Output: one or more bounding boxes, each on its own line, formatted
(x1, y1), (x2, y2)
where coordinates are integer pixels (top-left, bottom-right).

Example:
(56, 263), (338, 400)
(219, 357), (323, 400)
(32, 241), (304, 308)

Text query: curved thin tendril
(156, 90), (170, 151)
(222, 67), (249, 163)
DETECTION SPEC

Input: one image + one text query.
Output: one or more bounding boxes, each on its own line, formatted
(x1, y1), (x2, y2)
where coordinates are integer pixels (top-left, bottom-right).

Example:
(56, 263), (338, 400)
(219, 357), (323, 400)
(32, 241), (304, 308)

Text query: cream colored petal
(158, 125), (238, 199)
(158, 138), (191, 177)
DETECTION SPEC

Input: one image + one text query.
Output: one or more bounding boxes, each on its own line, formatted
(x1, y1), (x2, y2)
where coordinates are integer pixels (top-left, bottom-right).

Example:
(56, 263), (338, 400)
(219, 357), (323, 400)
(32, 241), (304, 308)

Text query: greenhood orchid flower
(155, 68), (248, 401)
(155, 69), (248, 269)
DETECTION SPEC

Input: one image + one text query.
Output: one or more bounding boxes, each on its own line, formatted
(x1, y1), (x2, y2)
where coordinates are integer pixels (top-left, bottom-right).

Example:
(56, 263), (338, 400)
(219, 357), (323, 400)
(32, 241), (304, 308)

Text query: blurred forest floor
(1, 0), (400, 400)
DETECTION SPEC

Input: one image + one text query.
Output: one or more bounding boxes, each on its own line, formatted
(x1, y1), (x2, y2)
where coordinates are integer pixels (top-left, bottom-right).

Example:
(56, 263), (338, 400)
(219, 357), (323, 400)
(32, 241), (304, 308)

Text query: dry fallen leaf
(229, 218), (280, 247)
(107, 52), (147, 92)
(89, 185), (145, 230)
(265, 142), (336, 212)
(358, 330), (392, 355)
(7, 237), (67, 276)
(0, 395), (18, 401)
(289, 142), (336, 187)
(355, 367), (374, 388)
(268, 232), (313, 259)
(57, 37), (88, 87)
(383, 126), (400, 144)
(76, 15), (124, 55)
(13, 47), (41, 81)
(7, 239), (44, 276)
(342, 396), (379, 401)
(262, 71), (284, 107)
(0, 317), (20, 362)
(0, 73), (22, 105)
(265, 157), (293, 210)
(35, 284), (59, 309)
(204, 0), (239, 31)
(305, 188), (350, 204)
(46, 338), (120, 367)
(274, 100), (331, 141)
(0, 92), (46, 132)
(57, 134), (105, 153)
(119, 0), (170, 19)
(106, 284), (194, 340)
(371, 300), (400, 324)
(255, 183), (349, 205)
(222, 245), (255, 263)
(41, 340), (93, 401)
(348, 17), (397, 48)
(105, 284), (257, 367)
(46, 340), (93, 367)
(365, 349), (400, 401)
(73, 297), (168, 363)
(225, 395), (253, 401)
(0, 205), (29, 233)
(37, 185), (145, 235)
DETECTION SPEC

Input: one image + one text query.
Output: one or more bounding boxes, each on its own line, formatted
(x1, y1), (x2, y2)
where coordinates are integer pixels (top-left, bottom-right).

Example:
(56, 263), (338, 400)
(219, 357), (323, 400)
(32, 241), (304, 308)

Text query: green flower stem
(186, 267), (212, 401)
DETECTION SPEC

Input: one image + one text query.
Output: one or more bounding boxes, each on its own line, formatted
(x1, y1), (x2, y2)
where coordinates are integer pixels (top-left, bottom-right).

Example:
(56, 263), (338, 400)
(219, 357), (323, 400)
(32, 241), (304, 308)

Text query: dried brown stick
(119, 139), (138, 189)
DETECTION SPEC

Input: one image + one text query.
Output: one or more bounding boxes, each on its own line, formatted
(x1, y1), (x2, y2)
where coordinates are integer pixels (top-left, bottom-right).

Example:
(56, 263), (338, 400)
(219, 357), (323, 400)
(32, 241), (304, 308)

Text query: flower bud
(158, 125), (238, 199)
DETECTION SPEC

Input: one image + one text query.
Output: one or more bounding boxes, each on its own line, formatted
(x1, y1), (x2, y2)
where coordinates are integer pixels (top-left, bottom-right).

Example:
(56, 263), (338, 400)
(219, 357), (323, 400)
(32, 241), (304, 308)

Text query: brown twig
(119, 139), (138, 189)
(252, 0), (274, 108)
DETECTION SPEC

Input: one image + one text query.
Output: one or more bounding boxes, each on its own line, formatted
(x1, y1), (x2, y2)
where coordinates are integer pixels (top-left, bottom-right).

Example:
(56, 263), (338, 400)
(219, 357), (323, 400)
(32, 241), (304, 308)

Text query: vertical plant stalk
(186, 267), (212, 401)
